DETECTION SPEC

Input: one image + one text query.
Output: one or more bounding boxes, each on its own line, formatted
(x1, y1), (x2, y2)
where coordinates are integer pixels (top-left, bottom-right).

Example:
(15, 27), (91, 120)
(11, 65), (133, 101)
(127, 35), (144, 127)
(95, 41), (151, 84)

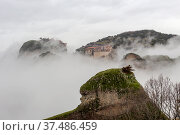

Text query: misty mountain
(122, 53), (175, 69)
(19, 38), (67, 58)
(76, 30), (176, 55)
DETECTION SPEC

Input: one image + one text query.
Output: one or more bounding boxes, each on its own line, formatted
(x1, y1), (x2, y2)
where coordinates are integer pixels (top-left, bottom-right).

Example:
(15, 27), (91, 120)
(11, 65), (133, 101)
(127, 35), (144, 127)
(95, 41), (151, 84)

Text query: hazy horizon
(1, 0), (180, 120)
(1, 0), (180, 52)
(0, 36), (180, 119)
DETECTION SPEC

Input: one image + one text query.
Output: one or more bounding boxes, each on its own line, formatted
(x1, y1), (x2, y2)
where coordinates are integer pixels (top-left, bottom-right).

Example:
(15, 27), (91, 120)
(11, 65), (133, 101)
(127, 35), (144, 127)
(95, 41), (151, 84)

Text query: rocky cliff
(122, 53), (175, 69)
(76, 30), (176, 55)
(19, 38), (67, 58)
(46, 68), (168, 120)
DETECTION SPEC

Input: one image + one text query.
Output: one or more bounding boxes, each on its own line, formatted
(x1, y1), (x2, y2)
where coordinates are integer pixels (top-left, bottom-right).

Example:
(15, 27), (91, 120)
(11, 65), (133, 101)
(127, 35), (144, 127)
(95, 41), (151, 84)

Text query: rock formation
(76, 30), (176, 58)
(46, 68), (168, 120)
(122, 53), (146, 69)
(122, 53), (175, 69)
(143, 55), (174, 69)
(143, 55), (174, 63)
(19, 38), (67, 58)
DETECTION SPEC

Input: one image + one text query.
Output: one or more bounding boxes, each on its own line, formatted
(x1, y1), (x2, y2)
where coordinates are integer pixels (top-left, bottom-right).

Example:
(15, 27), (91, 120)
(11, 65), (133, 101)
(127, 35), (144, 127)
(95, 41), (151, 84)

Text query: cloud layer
(1, 0), (180, 120)
(0, 0), (180, 51)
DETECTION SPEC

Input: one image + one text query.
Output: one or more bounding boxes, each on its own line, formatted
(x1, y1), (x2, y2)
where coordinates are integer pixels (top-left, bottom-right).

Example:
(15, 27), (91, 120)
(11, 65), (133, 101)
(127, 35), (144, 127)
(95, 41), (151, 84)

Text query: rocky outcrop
(39, 51), (55, 58)
(122, 53), (175, 69)
(143, 55), (174, 63)
(76, 30), (176, 56)
(19, 38), (67, 58)
(122, 53), (146, 69)
(46, 68), (168, 120)
(143, 55), (174, 69)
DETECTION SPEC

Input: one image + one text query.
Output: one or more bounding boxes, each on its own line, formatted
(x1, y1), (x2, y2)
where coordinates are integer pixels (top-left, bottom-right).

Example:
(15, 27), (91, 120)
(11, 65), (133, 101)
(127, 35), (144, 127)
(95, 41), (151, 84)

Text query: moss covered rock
(46, 68), (168, 120)
(80, 68), (141, 95)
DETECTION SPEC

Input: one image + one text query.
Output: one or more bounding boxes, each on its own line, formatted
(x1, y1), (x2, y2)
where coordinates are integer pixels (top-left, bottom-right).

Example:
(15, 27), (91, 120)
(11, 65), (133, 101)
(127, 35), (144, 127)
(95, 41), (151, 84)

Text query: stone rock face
(76, 30), (176, 56)
(122, 53), (146, 69)
(122, 53), (175, 69)
(19, 38), (67, 58)
(124, 53), (143, 61)
(46, 68), (168, 120)
(39, 51), (55, 58)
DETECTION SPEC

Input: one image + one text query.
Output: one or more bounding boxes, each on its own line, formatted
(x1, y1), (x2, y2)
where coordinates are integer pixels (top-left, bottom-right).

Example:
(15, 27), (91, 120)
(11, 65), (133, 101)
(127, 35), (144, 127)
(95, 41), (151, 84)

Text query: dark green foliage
(19, 38), (67, 57)
(19, 40), (42, 54)
(76, 30), (176, 54)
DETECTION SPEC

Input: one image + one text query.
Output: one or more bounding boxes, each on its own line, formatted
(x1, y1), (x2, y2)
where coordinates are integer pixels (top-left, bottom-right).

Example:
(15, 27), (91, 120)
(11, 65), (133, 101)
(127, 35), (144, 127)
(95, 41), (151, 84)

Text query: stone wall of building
(93, 51), (110, 58)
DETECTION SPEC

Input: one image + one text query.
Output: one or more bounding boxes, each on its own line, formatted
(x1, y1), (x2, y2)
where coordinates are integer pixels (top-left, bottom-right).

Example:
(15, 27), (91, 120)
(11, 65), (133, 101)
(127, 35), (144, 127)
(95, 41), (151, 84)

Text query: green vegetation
(45, 68), (169, 120)
(76, 30), (176, 54)
(80, 68), (141, 95)
(45, 108), (78, 120)
(45, 97), (100, 120)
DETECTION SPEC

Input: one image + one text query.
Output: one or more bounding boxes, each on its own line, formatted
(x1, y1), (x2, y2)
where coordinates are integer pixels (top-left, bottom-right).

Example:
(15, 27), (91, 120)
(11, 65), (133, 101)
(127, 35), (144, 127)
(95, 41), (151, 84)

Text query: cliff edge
(46, 68), (168, 120)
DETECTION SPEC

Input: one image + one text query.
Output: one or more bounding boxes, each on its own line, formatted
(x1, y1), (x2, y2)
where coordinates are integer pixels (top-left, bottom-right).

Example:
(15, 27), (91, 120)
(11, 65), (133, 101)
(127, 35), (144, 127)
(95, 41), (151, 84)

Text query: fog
(1, 0), (180, 120)
(0, 37), (180, 119)
(0, 45), (118, 119)
(1, 0), (180, 52)
(116, 36), (180, 85)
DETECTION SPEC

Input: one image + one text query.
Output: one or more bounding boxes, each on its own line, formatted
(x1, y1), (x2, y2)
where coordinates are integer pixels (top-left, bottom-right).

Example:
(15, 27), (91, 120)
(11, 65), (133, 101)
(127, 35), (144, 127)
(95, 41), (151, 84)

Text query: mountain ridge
(76, 30), (177, 55)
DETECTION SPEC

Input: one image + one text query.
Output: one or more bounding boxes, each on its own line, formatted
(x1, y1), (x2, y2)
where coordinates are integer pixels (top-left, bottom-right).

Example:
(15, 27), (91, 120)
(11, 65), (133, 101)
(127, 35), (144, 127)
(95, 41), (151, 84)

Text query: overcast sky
(0, 0), (180, 51)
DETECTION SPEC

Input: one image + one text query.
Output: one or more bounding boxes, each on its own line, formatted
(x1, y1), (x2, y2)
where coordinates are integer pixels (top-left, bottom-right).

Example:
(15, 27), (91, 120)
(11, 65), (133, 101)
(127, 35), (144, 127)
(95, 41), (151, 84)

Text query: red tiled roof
(87, 47), (100, 49)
